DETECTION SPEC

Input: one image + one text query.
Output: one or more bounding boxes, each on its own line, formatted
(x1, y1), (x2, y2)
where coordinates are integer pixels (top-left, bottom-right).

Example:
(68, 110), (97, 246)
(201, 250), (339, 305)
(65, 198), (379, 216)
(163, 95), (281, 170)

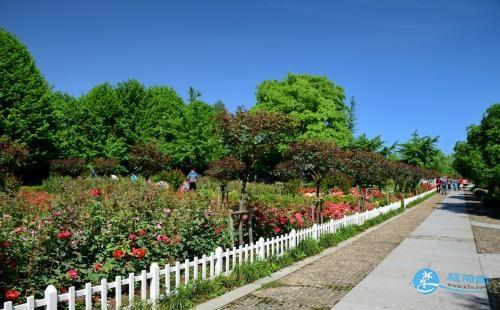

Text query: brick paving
(465, 191), (500, 309)
(223, 194), (445, 310)
(465, 191), (500, 254)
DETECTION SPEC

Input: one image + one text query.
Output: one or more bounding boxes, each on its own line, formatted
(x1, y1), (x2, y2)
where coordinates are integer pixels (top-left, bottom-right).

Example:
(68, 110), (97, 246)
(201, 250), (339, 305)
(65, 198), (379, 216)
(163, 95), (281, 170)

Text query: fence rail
(2, 190), (434, 310)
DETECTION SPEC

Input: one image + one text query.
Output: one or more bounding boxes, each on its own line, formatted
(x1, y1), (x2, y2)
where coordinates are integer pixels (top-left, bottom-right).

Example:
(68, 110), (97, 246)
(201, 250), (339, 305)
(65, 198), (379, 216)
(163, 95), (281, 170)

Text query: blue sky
(1, 0), (499, 154)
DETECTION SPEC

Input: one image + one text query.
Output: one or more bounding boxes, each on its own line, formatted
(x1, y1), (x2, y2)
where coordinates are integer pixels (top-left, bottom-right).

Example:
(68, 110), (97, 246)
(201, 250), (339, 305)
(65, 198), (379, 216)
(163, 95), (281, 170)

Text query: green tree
(0, 28), (55, 178)
(216, 109), (297, 244)
(351, 134), (385, 152)
(398, 131), (440, 168)
(254, 73), (352, 146)
(454, 103), (500, 198)
(170, 100), (224, 169)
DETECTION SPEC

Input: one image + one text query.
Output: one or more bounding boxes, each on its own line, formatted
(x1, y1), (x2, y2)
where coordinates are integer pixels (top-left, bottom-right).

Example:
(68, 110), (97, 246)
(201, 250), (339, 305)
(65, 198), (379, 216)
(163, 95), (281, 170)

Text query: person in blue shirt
(187, 168), (199, 191)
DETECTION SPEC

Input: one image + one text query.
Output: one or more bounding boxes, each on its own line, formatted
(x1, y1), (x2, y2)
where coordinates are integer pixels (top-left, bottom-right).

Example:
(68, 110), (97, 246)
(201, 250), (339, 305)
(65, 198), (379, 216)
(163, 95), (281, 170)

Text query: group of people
(436, 177), (468, 195)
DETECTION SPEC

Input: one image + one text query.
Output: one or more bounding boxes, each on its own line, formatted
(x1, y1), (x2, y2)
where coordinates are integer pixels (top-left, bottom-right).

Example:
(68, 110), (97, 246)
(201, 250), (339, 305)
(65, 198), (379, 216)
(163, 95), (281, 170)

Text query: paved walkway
(220, 194), (444, 309)
(334, 191), (490, 310)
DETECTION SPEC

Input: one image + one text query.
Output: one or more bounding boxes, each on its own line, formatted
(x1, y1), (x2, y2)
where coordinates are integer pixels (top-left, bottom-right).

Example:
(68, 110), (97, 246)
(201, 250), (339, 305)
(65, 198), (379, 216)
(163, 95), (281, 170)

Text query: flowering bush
(0, 177), (230, 302)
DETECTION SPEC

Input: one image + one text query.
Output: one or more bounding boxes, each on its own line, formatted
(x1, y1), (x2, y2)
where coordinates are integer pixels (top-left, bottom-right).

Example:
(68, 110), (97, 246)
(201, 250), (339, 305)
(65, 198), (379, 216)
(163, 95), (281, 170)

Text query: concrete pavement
(333, 191), (491, 310)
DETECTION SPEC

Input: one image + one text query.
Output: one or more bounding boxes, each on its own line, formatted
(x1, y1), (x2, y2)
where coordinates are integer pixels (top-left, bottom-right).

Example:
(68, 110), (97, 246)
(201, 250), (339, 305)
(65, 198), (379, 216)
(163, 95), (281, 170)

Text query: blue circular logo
(412, 268), (440, 294)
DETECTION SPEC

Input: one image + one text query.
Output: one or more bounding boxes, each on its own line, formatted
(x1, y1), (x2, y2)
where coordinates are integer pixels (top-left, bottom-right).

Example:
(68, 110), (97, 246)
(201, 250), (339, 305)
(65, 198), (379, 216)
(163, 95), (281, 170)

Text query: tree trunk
(239, 171), (249, 245)
(316, 181), (322, 223)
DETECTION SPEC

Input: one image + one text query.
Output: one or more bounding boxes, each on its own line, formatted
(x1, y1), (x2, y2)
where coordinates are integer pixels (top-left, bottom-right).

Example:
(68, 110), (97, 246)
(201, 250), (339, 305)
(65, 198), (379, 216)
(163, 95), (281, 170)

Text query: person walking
(453, 179), (458, 191)
(436, 178), (442, 193)
(187, 168), (199, 191)
(441, 177), (448, 195)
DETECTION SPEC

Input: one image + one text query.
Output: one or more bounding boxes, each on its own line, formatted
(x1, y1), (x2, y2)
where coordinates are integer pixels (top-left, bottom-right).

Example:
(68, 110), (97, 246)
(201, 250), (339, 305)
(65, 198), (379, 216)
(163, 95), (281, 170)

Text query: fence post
(215, 247), (223, 276)
(101, 278), (108, 310)
(150, 263), (160, 307)
(45, 285), (58, 310)
(290, 230), (296, 249)
(257, 237), (265, 259)
(312, 224), (318, 240)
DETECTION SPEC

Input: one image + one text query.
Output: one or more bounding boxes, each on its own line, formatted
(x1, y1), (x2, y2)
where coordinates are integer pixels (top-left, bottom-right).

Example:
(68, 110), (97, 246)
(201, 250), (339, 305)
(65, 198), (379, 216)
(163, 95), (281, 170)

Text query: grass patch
(135, 193), (435, 310)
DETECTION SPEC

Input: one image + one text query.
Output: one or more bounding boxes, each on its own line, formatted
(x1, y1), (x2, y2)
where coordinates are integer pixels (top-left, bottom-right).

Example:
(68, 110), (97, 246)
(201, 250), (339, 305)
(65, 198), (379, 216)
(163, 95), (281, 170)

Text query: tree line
(0, 28), (450, 189)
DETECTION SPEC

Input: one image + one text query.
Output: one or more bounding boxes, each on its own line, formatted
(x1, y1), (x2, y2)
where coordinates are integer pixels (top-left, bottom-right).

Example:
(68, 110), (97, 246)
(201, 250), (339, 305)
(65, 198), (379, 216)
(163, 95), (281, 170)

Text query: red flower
(57, 230), (72, 239)
(93, 263), (103, 272)
(128, 234), (137, 241)
(90, 188), (101, 197)
(113, 249), (125, 260)
(5, 289), (20, 301)
(274, 226), (281, 234)
(215, 226), (224, 235)
(131, 248), (147, 259)
(0, 241), (12, 248)
(137, 229), (146, 236)
(156, 235), (171, 243)
(67, 269), (78, 279)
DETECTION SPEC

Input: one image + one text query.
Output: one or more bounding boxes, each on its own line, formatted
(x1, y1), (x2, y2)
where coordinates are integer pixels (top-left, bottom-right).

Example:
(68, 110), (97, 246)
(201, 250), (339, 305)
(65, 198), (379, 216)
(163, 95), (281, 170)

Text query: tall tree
(454, 103), (499, 197)
(398, 131), (440, 168)
(254, 73), (352, 146)
(348, 96), (357, 133)
(216, 109), (297, 244)
(188, 86), (201, 103)
(0, 28), (55, 179)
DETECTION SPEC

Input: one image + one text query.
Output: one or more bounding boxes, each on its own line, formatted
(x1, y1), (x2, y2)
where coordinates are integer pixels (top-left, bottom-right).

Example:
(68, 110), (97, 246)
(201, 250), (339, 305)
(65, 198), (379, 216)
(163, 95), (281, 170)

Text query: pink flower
(14, 226), (27, 234)
(57, 230), (72, 239)
(156, 235), (171, 243)
(67, 269), (78, 279)
(274, 227), (281, 234)
(128, 234), (137, 241)
(137, 229), (146, 236)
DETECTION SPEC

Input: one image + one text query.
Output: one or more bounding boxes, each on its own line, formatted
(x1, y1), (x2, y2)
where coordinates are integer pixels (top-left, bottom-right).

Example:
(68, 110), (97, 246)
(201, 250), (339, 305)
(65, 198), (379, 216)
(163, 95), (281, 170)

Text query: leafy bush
(49, 158), (87, 177)
(153, 169), (185, 189)
(129, 142), (171, 177)
(91, 158), (121, 176)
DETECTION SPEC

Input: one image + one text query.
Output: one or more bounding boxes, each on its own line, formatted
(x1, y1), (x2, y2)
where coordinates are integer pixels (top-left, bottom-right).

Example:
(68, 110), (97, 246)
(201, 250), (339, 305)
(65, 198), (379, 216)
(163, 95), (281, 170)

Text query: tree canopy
(0, 28), (55, 178)
(454, 103), (499, 197)
(253, 73), (352, 146)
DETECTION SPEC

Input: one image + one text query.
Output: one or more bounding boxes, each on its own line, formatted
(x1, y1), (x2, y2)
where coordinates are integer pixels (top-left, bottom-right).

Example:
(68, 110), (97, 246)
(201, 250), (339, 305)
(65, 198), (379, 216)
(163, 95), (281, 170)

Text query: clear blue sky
(1, 0), (499, 154)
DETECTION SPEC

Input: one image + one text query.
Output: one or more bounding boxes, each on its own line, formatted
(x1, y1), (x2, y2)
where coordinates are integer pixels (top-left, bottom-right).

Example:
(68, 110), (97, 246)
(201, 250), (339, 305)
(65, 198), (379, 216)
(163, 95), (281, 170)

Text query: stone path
(221, 194), (444, 310)
(334, 191), (491, 310)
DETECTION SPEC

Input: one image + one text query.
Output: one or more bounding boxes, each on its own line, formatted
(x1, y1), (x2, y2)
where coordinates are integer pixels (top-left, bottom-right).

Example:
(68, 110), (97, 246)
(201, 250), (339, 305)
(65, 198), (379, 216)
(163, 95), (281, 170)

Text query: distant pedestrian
(187, 168), (199, 191)
(452, 179), (458, 191)
(436, 178), (442, 193)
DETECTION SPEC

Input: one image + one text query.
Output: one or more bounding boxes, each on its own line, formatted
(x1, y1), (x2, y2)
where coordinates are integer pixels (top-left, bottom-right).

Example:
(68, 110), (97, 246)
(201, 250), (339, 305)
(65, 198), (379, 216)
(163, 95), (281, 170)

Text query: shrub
(153, 169), (185, 189)
(91, 158), (121, 176)
(49, 158), (87, 177)
(129, 142), (171, 177)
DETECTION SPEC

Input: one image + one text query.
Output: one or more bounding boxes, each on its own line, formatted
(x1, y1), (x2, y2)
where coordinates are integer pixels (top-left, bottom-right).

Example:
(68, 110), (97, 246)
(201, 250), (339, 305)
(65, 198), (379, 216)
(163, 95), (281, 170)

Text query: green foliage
(254, 73), (352, 146)
(454, 103), (500, 200)
(216, 109), (297, 193)
(0, 28), (55, 178)
(153, 169), (186, 189)
(49, 158), (87, 177)
(398, 130), (440, 168)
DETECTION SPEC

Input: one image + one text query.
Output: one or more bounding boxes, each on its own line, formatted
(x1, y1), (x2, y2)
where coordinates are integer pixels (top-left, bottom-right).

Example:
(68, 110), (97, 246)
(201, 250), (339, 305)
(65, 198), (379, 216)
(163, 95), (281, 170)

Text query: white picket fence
(2, 190), (434, 310)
